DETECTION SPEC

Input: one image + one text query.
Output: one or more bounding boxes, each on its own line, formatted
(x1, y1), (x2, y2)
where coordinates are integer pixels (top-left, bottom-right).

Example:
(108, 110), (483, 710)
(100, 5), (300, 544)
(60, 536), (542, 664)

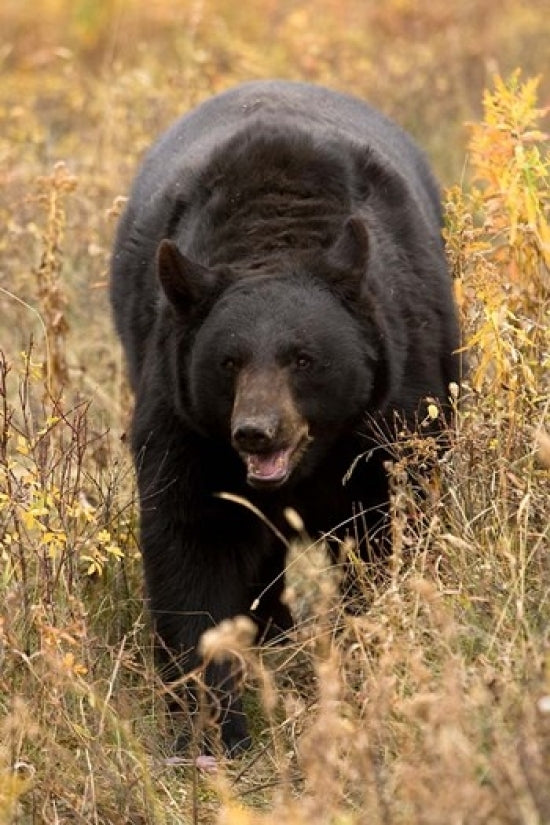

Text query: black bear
(110, 80), (460, 756)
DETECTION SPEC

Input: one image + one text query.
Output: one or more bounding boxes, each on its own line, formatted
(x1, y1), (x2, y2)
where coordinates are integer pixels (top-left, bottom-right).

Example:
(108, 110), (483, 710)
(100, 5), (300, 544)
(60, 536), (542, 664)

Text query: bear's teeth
(246, 449), (290, 481)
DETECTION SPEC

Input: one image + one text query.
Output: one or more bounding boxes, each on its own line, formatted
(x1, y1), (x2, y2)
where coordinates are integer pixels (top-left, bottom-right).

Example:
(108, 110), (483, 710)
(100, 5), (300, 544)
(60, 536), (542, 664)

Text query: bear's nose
(232, 416), (278, 453)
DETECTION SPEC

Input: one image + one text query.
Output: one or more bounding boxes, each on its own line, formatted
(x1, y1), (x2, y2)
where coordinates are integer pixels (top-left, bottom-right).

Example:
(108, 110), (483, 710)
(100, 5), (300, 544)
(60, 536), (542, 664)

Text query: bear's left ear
(325, 216), (369, 296)
(157, 239), (223, 314)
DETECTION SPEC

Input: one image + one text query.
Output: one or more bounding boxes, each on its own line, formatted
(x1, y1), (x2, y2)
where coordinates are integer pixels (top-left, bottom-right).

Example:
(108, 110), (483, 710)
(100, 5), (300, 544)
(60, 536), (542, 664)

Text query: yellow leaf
(16, 436), (30, 456)
(427, 404), (439, 420)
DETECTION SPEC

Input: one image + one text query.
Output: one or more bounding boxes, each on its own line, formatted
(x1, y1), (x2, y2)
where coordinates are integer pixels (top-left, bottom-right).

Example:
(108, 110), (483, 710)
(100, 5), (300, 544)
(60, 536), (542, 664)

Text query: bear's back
(132, 80), (440, 226)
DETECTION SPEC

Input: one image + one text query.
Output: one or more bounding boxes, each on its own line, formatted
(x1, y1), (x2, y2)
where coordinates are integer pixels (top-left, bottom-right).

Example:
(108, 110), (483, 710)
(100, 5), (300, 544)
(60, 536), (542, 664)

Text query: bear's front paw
(173, 716), (252, 759)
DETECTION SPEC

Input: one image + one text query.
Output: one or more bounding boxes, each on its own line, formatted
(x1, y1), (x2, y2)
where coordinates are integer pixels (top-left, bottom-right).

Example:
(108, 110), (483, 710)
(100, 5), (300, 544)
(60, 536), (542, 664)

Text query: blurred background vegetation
(3, 0), (550, 176)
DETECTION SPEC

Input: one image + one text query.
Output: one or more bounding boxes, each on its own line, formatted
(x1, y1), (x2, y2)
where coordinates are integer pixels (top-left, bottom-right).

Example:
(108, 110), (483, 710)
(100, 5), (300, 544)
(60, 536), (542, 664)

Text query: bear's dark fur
(111, 80), (461, 755)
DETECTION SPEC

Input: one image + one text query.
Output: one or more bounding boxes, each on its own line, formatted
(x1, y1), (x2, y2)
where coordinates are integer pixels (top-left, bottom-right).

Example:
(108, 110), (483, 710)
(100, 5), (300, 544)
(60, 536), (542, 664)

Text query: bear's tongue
(245, 448), (292, 483)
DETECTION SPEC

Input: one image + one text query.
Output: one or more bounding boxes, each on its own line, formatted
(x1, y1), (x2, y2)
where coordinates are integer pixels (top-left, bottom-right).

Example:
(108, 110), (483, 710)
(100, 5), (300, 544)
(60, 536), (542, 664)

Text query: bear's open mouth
(242, 435), (310, 488)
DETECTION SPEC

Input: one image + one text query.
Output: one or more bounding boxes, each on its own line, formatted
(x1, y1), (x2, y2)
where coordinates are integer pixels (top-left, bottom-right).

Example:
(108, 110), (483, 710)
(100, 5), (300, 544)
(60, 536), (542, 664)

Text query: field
(1, 1), (549, 823)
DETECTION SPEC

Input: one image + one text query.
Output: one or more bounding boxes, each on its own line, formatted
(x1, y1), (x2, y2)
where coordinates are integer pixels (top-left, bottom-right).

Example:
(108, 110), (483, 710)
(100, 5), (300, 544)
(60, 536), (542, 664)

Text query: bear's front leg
(142, 524), (256, 756)
(159, 640), (252, 757)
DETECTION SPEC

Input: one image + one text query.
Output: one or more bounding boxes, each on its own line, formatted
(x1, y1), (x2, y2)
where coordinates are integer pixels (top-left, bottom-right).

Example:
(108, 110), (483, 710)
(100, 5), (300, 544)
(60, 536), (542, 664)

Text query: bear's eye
(294, 354), (312, 371)
(221, 356), (239, 373)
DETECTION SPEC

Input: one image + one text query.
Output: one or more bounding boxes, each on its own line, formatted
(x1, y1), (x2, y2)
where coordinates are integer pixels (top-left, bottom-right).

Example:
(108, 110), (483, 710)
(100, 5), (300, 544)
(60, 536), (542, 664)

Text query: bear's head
(156, 218), (396, 488)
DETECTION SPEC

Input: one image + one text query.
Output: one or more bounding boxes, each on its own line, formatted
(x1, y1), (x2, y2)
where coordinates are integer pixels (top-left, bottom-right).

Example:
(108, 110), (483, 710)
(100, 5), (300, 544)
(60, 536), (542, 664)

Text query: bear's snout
(232, 415), (279, 453)
(231, 367), (310, 487)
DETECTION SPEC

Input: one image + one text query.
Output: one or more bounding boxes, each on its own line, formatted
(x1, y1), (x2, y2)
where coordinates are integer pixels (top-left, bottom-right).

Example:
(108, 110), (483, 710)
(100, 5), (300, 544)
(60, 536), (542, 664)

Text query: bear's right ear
(157, 239), (219, 313)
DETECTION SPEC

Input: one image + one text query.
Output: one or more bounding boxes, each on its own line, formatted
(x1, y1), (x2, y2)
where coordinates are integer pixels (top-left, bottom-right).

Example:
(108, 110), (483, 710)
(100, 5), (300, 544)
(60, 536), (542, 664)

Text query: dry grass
(1, 2), (549, 823)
